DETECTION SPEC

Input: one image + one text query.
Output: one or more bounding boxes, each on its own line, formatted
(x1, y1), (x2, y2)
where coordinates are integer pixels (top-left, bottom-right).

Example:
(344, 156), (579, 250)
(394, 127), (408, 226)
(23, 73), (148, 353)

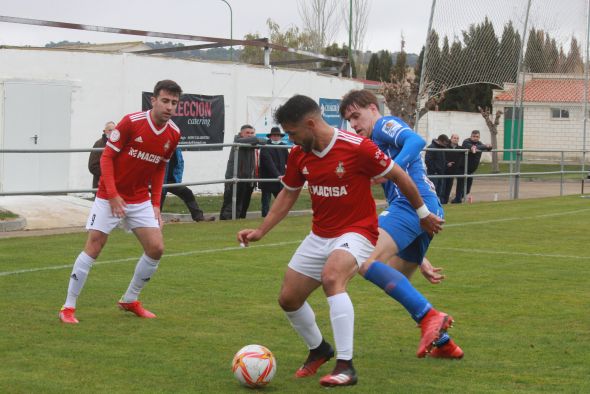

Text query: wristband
(416, 204), (430, 219)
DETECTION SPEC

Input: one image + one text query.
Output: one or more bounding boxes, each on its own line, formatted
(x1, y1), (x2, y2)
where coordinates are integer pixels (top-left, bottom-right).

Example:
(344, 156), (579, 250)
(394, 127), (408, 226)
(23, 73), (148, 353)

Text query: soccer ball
(231, 344), (277, 388)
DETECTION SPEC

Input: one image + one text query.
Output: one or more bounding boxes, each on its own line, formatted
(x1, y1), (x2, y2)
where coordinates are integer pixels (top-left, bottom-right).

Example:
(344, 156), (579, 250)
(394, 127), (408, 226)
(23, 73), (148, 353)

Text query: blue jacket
(166, 147), (184, 184)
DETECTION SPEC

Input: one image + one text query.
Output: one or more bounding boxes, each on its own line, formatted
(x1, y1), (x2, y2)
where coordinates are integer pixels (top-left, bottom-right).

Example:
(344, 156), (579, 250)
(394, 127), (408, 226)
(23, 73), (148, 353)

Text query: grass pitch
(1, 196), (589, 393)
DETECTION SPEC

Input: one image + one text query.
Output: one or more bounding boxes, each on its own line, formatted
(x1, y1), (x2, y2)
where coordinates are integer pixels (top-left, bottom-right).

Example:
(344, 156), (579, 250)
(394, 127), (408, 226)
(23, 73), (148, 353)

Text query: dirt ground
(448, 177), (586, 203)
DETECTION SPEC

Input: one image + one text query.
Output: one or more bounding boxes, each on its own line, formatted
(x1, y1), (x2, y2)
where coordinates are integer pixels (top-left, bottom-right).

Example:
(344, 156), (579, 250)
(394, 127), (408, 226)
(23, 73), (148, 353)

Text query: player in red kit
(237, 95), (443, 387)
(59, 80), (182, 324)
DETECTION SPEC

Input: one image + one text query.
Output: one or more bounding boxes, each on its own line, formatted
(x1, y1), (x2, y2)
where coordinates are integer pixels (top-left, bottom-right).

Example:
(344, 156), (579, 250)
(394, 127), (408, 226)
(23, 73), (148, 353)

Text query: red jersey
(97, 110), (181, 205)
(281, 129), (394, 244)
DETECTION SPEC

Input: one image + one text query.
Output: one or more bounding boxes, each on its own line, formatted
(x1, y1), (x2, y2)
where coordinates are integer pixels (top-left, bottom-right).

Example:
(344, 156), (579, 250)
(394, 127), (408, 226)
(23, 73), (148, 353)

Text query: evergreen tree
(437, 36), (450, 87)
(498, 21), (521, 83)
(378, 50), (393, 81)
(414, 46), (425, 87)
(366, 53), (380, 81)
(544, 35), (559, 73)
(558, 45), (567, 73)
(524, 28), (545, 72)
(565, 37), (583, 74)
(424, 30), (441, 91)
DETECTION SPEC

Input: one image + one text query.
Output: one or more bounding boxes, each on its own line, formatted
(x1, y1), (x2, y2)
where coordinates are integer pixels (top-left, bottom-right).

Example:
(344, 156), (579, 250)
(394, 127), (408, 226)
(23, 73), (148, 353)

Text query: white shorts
(288, 232), (375, 282)
(86, 198), (159, 234)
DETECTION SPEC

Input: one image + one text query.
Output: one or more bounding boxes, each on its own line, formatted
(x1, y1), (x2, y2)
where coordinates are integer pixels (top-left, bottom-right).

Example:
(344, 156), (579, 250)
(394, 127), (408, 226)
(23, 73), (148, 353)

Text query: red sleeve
(99, 115), (132, 199)
(280, 147), (306, 190)
(100, 148), (118, 198)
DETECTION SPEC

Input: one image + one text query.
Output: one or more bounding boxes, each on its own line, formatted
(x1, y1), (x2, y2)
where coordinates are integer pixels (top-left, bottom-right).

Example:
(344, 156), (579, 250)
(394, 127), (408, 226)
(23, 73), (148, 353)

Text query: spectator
(259, 127), (289, 217)
(452, 130), (492, 203)
(160, 147), (215, 222)
(88, 121), (116, 191)
(424, 134), (450, 201)
(219, 125), (266, 220)
(441, 133), (463, 204)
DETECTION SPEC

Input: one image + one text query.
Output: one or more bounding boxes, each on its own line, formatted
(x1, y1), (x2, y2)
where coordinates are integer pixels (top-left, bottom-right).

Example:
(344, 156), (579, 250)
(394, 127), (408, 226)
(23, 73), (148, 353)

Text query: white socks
(327, 292), (354, 361)
(284, 302), (323, 350)
(121, 254), (159, 302)
(64, 252), (95, 308)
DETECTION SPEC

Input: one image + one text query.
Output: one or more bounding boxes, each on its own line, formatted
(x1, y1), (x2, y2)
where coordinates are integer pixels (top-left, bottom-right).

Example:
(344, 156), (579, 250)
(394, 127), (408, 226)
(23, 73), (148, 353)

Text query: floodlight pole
(348, 0), (352, 77)
(220, 0), (233, 61)
(582, 0), (590, 194)
(510, 0), (532, 200)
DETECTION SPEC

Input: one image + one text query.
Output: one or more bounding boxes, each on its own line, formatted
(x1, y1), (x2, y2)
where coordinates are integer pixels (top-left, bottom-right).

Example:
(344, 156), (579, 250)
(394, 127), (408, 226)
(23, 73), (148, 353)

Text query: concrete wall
(416, 110), (492, 162)
(0, 47), (362, 194)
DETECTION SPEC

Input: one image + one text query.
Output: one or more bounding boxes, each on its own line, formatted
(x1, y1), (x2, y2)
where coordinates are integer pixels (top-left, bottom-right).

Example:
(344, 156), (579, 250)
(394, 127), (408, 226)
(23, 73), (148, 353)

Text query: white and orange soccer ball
(231, 344), (277, 388)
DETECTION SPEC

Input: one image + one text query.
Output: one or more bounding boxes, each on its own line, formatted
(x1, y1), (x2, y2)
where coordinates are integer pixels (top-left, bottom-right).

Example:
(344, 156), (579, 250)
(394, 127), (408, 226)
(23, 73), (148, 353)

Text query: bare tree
(298, 0), (341, 53)
(341, 0), (370, 54)
(478, 106), (502, 173)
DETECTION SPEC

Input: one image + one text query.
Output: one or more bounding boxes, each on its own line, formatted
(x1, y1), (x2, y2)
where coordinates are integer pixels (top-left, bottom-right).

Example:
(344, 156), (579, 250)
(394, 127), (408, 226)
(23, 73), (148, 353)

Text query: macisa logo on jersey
(308, 185), (348, 197)
(128, 147), (162, 164)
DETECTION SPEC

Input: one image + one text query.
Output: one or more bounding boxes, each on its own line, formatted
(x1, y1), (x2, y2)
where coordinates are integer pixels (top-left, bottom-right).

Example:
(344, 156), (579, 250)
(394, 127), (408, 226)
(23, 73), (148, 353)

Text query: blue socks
(364, 261), (431, 322)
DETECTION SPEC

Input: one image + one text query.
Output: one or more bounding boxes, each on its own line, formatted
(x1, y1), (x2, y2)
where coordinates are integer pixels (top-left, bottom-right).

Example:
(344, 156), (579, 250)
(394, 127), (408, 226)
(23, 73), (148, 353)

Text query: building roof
(52, 41), (152, 53)
(495, 78), (589, 103)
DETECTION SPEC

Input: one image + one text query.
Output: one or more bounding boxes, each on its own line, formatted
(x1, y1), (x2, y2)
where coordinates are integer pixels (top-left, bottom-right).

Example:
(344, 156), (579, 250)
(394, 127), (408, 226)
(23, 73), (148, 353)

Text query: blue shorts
(378, 196), (444, 264)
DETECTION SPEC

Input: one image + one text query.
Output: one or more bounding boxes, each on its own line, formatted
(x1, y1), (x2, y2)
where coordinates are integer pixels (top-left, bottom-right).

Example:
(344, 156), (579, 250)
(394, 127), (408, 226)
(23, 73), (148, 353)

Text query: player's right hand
(237, 229), (263, 247)
(420, 213), (444, 236)
(109, 195), (127, 218)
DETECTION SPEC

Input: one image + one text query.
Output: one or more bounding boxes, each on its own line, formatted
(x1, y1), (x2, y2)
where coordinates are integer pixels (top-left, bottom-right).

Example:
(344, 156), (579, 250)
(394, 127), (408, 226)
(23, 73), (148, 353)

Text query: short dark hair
(240, 124), (254, 131)
(153, 79), (182, 97)
(438, 134), (450, 144)
(339, 89), (379, 117)
(471, 130), (481, 135)
(274, 95), (320, 124)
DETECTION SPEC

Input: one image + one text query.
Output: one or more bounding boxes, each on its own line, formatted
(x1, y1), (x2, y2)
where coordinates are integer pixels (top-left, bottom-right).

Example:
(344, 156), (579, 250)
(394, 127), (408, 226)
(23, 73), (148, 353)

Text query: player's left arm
(383, 164), (443, 236)
(393, 129), (427, 168)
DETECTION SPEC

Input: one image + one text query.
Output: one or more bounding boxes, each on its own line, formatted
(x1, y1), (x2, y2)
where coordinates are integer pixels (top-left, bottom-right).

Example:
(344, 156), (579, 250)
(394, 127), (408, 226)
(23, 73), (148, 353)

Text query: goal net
(418, 0), (589, 162)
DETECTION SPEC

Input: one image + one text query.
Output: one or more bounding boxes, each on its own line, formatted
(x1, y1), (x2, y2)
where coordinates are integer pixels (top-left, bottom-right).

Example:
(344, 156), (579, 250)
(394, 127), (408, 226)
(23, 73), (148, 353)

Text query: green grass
(161, 185), (386, 215)
(1, 196), (589, 393)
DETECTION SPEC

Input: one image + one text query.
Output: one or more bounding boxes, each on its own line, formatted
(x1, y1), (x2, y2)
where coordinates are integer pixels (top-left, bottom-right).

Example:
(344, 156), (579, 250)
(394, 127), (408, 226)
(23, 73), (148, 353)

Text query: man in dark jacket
(219, 125), (266, 220)
(452, 130), (492, 203)
(424, 134), (450, 201)
(441, 133), (463, 204)
(88, 121), (115, 191)
(259, 127), (289, 217)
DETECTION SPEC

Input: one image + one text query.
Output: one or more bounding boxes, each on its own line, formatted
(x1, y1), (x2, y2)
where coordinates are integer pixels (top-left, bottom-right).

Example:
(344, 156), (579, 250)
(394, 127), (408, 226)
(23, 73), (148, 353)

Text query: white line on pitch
(0, 241), (301, 277)
(2, 207), (589, 277)
(432, 246), (590, 260)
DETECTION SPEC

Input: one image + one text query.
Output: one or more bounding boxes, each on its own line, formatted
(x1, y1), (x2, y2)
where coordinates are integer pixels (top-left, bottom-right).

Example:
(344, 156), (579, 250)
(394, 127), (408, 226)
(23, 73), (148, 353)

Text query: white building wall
(0, 48), (362, 194)
(416, 110), (492, 162)
(494, 102), (588, 161)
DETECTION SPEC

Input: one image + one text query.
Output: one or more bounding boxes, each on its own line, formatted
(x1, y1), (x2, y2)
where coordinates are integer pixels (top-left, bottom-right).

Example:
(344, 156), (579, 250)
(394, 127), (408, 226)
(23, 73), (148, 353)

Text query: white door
(1, 81), (71, 192)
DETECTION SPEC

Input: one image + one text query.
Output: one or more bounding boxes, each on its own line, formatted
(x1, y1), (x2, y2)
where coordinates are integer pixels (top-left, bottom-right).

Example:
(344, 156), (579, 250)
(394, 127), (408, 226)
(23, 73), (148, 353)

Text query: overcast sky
(0, 0), (433, 54)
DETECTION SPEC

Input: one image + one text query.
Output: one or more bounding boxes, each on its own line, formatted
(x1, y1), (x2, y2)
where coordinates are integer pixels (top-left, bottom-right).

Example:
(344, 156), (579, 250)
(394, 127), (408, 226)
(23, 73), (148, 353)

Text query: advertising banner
(142, 92), (224, 150)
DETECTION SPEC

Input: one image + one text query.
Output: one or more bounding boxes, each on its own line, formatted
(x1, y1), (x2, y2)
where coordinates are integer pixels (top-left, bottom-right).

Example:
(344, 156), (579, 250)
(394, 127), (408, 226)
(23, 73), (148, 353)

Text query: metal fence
(1, 145), (588, 217)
